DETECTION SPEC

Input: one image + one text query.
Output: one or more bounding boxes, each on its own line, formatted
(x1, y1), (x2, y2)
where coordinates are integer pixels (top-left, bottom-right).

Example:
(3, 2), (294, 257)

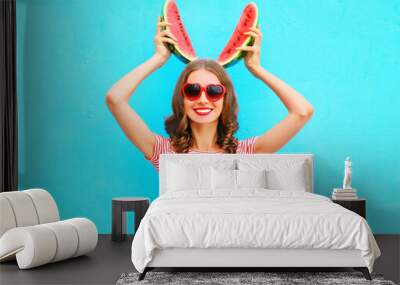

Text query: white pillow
(167, 162), (212, 191)
(236, 169), (268, 189)
(266, 168), (307, 191)
(211, 168), (237, 190)
(237, 159), (308, 191)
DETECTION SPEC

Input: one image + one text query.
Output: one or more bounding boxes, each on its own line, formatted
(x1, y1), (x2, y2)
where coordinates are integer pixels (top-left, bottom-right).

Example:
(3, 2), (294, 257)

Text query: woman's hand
(236, 26), (263, 76)
(154, 16), (178, 66)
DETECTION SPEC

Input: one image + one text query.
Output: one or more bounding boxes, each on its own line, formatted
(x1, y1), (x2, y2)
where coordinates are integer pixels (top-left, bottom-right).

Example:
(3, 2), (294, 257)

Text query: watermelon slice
(217, 2), (259, 68)
(161, 0), (197, 63)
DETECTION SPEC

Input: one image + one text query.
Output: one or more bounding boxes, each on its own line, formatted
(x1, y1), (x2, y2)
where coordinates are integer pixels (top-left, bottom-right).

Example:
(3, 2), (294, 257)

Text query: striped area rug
(116, 271), (396, 285)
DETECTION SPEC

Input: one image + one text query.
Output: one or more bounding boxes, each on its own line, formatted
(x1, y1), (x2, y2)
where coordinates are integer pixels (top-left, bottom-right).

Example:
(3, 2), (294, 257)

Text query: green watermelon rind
(161, 0), (196, 64)
(160, 14), (193, 64)
(222, 25), (258, 68)
(219, 2), (259, 68)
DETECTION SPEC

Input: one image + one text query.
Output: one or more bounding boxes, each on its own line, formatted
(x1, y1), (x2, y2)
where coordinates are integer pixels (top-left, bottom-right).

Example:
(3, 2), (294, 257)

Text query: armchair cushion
(0, 218), (97, 269)
(0, 189), (97, 269)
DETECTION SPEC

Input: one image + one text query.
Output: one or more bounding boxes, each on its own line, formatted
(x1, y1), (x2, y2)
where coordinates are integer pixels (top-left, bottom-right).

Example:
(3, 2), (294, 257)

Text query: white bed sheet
(131, 189), (380, 273)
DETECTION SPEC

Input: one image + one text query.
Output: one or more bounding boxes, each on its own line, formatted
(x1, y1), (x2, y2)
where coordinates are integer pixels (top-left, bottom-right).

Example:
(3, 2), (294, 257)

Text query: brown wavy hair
(165, 59), (239, 153)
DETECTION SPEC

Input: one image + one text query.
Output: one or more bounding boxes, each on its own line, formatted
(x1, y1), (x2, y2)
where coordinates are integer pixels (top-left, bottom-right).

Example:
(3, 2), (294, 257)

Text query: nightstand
(332, 198), (366, 219)
(111, 197), (150, 241)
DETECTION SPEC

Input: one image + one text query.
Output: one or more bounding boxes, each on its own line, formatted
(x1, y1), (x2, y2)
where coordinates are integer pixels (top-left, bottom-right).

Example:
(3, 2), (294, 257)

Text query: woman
(106, 17), (314, 172)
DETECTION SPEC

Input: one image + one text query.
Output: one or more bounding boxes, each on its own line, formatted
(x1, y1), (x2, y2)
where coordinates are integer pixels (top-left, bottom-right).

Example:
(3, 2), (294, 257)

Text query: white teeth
(195, 109), (212, 114)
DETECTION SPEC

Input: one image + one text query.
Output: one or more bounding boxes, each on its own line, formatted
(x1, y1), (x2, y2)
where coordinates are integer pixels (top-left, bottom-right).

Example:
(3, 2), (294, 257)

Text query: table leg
(112, 203), (127, 241)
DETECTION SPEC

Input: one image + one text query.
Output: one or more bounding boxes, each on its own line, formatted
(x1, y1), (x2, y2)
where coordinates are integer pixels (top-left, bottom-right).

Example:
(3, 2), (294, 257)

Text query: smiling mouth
(193, 108), (213, 116)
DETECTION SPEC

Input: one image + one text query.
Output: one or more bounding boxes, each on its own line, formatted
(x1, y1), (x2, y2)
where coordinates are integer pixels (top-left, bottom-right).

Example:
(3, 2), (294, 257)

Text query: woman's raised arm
(106, 17), (177, 159)
(250, 67), (314, 153)
(237, 26), (314, 153)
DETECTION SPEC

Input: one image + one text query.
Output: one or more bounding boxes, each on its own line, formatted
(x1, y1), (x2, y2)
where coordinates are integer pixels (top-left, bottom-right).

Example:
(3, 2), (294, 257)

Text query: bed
(131, 154), (381, 281)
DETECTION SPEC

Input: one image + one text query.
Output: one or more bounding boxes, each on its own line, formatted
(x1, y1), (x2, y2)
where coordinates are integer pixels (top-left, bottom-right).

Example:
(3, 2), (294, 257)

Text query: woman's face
(183, 69), (224, 125)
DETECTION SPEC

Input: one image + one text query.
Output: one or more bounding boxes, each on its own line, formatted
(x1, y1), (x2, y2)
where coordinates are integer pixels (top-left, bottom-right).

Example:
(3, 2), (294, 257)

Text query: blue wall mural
(17, 0), (400, 233)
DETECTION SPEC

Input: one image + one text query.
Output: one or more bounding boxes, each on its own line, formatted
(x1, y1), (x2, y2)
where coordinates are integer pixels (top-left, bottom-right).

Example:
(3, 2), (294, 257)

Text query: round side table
(111, 197), (149, 242)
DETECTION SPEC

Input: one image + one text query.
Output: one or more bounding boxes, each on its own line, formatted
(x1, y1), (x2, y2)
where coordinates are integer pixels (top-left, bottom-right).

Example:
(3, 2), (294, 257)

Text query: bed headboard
(159, 154), (314, 195)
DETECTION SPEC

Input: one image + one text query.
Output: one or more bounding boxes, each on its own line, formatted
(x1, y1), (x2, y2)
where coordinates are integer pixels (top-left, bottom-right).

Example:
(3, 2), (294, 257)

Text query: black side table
(112, 197), (150, 242)
(332, 198), (366, 219)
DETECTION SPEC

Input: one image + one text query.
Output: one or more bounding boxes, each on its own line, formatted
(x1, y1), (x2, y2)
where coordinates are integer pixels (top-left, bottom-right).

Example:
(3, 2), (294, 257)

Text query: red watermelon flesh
(162, 0), (196, 63)
(217, 3), (259, 67)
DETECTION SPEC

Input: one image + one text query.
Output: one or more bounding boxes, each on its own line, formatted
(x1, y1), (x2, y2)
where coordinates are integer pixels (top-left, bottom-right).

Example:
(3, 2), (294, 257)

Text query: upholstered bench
(0, 189), (98, 269)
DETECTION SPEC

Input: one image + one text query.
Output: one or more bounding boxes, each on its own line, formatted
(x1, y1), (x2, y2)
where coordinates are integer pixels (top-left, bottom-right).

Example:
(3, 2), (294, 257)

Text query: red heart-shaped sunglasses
(181, 83), (226, 102)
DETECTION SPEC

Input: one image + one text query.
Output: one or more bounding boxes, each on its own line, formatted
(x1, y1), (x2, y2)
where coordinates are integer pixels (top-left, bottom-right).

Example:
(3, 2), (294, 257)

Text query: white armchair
(0, 188), (98, 269)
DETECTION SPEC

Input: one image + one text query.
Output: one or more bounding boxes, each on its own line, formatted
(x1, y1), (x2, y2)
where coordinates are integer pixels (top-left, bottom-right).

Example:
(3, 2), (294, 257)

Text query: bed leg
(354, 267), (371, 280)
(138, 268), (148, 281)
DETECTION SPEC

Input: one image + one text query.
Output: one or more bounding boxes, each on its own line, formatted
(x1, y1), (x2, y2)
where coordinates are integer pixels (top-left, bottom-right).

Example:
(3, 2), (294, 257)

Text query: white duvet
(131, 189), (381, 273)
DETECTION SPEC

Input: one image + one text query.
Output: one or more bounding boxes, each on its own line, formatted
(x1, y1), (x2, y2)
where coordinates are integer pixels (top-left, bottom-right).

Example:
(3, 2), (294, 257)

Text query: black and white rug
(116, 271), (396, 285)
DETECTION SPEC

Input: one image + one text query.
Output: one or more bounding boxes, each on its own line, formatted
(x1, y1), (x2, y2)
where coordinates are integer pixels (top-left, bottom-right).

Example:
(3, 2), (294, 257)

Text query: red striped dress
(146, 134), (259, 172)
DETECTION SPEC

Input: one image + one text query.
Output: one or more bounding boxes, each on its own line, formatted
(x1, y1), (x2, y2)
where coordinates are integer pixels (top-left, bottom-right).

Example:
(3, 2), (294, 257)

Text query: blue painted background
(16, 0), (400, 234)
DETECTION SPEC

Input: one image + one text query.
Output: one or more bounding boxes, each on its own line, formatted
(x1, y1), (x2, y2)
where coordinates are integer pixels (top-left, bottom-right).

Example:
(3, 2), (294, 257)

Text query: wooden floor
(0, 235), (398, 285)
